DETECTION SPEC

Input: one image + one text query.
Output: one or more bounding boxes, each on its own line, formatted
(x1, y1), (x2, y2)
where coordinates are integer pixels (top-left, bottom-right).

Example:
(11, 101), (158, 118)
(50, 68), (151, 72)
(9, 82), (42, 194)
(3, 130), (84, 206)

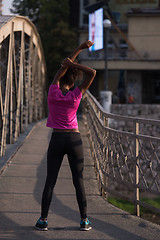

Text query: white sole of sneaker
(35, 226), (48, 231)
(80, 226), (92, 231)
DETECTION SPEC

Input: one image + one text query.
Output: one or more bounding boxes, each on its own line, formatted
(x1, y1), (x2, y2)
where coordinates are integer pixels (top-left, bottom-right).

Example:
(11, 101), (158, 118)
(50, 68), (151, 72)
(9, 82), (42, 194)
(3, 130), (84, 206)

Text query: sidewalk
(0, 119), (159, 240)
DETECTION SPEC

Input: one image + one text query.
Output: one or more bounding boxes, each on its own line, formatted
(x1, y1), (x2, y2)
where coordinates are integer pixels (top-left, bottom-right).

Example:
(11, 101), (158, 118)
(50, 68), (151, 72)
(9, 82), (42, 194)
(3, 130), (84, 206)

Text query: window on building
(154, 79), (160, 102)
(119, 39), (128, 59)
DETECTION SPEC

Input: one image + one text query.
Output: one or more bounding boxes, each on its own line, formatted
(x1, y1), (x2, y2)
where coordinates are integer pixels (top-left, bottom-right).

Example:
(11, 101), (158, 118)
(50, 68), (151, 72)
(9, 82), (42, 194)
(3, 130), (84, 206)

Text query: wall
(128, 14), (160, 59)
(111, 104), (160, 138)
(109, 0), (159, 23)
(112, 103), (160, 119)
(0, 0), (2, 15)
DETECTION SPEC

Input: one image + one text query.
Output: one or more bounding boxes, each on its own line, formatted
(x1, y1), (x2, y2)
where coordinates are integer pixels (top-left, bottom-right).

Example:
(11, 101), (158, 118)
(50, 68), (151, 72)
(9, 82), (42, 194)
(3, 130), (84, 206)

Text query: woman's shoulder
(68, 87), (82, 100)
(48, 84), (60, 93)
(49, 84), (60, 89)
(48, 84), (60, 102)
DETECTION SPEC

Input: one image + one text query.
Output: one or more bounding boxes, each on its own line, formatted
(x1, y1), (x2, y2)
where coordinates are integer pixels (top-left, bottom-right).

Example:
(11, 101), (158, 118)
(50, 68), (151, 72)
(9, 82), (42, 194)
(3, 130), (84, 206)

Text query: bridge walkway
(0, 119), (159, 240)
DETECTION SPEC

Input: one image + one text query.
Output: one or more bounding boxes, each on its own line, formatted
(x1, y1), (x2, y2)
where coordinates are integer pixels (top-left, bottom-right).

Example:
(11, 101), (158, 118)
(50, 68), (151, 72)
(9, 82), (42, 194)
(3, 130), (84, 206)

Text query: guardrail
(0, 16), (46, 157)
(82, 91), (160, 216)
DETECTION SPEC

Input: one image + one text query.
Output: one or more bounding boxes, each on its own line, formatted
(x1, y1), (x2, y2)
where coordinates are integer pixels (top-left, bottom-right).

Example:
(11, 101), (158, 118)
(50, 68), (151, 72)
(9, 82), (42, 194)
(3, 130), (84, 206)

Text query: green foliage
(11, 0), (77, 85)
(140, 197), (160, 213)
(108, 196), (160, 215)
(11, 0), (41, 22)
(108, 196), (134, 214)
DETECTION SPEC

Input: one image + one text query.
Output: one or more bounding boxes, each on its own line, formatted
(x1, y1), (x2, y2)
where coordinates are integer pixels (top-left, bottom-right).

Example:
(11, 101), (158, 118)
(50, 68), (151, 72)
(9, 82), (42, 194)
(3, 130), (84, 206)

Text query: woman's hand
(79, 40), (94, 50)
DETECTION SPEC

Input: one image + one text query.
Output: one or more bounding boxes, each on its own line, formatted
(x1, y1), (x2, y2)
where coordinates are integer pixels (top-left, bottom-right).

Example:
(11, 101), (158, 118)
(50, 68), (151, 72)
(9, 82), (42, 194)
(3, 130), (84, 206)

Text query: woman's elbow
(90, 69), (96, 77)
(87, 69), (96, 79)
(92, 69), (96, 79)
(93, 69), (96, 76)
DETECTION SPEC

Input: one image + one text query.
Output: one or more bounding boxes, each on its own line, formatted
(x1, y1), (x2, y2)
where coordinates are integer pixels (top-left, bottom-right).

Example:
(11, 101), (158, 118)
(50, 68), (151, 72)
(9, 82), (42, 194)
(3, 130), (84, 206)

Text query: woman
(35, 40), (96, 231)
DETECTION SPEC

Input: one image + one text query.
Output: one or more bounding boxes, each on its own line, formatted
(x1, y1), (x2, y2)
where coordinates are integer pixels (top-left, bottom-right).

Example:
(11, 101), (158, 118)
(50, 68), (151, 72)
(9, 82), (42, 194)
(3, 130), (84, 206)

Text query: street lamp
(100, 19), (112, 113)
(103, 19), (111, 90)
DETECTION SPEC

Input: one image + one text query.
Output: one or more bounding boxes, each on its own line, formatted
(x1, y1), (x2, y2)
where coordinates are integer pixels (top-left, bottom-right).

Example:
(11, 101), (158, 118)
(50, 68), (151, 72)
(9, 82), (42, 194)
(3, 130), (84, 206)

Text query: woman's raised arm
(63, 58), (96, 95)
(52, 40), (94, 85)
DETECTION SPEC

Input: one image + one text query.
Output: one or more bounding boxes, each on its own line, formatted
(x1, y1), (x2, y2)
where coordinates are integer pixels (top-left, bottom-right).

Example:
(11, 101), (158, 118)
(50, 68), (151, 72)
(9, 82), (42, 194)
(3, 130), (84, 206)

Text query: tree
(11, 0), (77, 85)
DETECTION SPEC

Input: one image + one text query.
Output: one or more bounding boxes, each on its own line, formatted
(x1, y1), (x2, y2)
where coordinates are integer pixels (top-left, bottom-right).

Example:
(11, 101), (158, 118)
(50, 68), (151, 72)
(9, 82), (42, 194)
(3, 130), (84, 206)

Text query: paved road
(0, 119), (160, 240)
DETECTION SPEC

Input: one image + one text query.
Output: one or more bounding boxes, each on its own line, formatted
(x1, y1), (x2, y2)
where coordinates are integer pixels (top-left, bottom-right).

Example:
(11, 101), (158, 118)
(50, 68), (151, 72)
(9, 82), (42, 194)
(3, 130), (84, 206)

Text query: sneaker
(35, 217), (48, 231)
(80, 218), (92, 231)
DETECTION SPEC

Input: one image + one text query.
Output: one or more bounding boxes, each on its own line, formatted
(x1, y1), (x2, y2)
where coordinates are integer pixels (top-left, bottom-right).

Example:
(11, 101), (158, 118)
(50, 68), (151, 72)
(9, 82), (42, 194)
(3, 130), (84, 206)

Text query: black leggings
(41, 132), (87, 219)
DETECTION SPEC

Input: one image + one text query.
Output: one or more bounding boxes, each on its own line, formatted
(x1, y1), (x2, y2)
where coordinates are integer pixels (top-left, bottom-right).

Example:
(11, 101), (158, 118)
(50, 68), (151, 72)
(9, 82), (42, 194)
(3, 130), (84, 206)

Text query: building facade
(0, 0), (2, 15)
(79, 0), (160, 104)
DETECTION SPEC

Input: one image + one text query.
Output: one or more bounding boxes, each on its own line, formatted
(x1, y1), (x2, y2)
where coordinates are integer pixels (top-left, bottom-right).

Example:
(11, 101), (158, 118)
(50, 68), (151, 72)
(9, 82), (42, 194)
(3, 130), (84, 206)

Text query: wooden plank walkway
(0, 119), (159, 240)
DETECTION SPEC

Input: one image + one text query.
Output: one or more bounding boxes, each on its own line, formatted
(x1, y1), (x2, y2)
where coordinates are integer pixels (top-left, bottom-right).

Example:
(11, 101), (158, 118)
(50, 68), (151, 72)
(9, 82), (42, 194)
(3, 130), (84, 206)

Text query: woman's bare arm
(52, 40), (94, 85)
(51, 65), (68, 85)
(69, 40), (94, 61)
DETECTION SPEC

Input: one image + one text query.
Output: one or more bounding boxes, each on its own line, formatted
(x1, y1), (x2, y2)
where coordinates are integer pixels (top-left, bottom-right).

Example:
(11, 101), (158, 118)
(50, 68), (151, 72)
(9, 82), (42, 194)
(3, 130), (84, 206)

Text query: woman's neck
(61, 85), (70, 91)
(60, 85), (70, 95)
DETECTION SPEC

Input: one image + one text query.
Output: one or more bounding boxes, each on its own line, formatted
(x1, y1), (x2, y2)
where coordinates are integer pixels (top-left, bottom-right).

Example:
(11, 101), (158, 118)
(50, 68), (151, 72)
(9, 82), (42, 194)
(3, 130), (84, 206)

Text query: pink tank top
(46, 84), (82, 129)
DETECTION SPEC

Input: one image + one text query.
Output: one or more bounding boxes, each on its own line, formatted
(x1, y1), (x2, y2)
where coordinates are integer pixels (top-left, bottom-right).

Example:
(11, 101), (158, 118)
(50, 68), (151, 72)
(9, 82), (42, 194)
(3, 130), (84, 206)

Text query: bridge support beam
(0, 16), (46, 157)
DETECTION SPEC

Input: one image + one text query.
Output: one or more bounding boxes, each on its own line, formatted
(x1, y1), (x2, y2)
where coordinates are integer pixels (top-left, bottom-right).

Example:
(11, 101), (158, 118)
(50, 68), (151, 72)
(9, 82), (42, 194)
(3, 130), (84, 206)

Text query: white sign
(89, 8), (103, 51)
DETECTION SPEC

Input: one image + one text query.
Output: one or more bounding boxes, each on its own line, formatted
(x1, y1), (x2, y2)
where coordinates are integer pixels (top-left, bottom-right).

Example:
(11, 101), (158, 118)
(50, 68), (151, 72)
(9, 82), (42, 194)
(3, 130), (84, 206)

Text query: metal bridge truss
(0, 16), (46, 156)
(83, 91), (160, 217)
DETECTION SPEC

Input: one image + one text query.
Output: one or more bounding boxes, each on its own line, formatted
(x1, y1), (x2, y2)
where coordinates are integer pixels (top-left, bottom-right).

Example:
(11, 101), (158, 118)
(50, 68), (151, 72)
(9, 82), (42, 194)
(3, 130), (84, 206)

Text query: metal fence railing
(0, 16), (46, 157)
(82, 91), (160, 216)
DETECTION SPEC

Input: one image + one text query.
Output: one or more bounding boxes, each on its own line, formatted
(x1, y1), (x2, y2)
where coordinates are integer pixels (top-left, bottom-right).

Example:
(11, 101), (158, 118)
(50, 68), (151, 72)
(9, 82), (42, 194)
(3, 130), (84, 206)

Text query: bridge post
(102, 116), (109, 200)
(20, 23), (25, 133)
(28, 30), (33, 123)
(10, 22), (14, 144)
(0, 44), (2, 130)
(134, 121), (140, 217)
(1, 23), (14, 155)
(15, 23), (25, 140)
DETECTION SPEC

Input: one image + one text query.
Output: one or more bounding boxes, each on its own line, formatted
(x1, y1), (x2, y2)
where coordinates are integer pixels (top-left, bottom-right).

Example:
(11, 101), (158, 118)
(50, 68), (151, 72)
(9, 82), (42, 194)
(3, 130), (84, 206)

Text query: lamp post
(100, 19), (112, 113)
(103, 19), (111, 90)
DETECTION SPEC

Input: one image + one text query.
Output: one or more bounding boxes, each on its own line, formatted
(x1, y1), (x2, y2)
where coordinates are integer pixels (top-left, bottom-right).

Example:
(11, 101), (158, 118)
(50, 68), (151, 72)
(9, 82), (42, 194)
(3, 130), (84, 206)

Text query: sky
(2, 0), (13, 15)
